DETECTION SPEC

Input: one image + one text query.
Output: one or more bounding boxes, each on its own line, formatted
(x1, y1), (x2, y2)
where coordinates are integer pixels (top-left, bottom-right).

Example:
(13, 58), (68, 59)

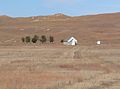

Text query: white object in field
(97, 41), (101, 45)
(64, 37), (77, 46)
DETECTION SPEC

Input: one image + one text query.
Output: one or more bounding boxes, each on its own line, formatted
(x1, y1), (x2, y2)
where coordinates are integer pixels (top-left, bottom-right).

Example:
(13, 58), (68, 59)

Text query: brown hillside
(0, 13), (120, 46)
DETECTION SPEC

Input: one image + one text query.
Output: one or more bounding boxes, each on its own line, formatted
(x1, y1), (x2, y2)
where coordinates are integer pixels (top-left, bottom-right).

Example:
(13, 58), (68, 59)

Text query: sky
(0, 0), (120, 17)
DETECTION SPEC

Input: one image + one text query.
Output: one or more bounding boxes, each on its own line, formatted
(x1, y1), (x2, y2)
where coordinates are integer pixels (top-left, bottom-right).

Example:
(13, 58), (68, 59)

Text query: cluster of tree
(21, 35), (54, 44)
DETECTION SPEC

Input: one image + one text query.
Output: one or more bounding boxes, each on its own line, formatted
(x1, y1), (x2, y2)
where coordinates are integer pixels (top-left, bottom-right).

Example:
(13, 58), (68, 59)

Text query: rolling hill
(0, 12), (120, 46)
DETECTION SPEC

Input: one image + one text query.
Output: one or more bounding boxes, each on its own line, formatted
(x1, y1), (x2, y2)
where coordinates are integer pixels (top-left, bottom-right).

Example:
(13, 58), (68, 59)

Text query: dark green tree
(25, 36), (31, 43)
(49, 36), (54, 43)
(32, 37), (37, 43)
(34, 35), (39, 40)
(40, 35), (47, 43)
(32, 35), (39, 43)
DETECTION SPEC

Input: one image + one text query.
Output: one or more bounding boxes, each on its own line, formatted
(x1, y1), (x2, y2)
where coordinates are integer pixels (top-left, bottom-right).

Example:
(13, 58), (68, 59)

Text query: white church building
(63, 37), (78, 46)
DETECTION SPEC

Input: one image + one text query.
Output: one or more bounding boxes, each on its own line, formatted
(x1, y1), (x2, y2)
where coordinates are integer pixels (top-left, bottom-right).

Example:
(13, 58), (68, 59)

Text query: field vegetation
(0, 44), (119, 89)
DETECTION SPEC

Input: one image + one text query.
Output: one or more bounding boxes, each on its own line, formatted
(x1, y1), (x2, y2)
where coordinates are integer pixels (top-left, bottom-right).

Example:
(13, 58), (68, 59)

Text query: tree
(25, 36), (31, 43)
(34, 35), (39, 40)
(31, 35), (39, 43)
(32, 37), (37, 43)
(49, 36), (54, 43)
(21, 37), (25, 43)
(40, 35), (47, 43)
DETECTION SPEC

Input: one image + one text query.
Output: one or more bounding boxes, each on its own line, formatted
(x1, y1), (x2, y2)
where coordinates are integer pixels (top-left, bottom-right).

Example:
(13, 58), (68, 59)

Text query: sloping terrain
(0, 12), (120, 45)
(0, 13), (120, 89)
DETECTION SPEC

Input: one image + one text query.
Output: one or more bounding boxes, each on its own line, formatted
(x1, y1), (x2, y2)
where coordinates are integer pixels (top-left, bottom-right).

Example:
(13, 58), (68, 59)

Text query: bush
(61, 39), (64, 43)
(49, 36), (54, 43)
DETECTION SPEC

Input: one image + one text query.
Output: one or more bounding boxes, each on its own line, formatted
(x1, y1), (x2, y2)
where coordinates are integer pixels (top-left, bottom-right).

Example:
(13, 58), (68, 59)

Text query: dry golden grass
(0, 45), (119, 89)
(0, 12), (120, 89)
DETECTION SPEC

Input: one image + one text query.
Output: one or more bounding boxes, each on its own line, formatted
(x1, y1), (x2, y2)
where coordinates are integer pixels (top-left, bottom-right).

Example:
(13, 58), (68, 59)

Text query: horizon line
(0, 11), (120, 18)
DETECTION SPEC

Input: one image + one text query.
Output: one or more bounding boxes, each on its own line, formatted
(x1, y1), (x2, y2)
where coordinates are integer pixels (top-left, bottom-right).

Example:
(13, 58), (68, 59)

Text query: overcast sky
(0, 0), (120, 17)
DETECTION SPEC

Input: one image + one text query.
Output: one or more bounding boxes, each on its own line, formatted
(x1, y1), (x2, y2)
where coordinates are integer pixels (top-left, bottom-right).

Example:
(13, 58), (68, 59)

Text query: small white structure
(64, 37), (77, 46)
(96, 41), (101, 45)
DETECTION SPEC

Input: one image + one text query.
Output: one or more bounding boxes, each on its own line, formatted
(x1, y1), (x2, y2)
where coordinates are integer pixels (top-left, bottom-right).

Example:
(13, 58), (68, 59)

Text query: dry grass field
(0, 12), (120, 89)
(0, 44), (119, 89)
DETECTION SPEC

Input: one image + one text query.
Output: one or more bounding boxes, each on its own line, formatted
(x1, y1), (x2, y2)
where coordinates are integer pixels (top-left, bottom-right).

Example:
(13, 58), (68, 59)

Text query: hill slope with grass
(0, 12), (120, 45)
